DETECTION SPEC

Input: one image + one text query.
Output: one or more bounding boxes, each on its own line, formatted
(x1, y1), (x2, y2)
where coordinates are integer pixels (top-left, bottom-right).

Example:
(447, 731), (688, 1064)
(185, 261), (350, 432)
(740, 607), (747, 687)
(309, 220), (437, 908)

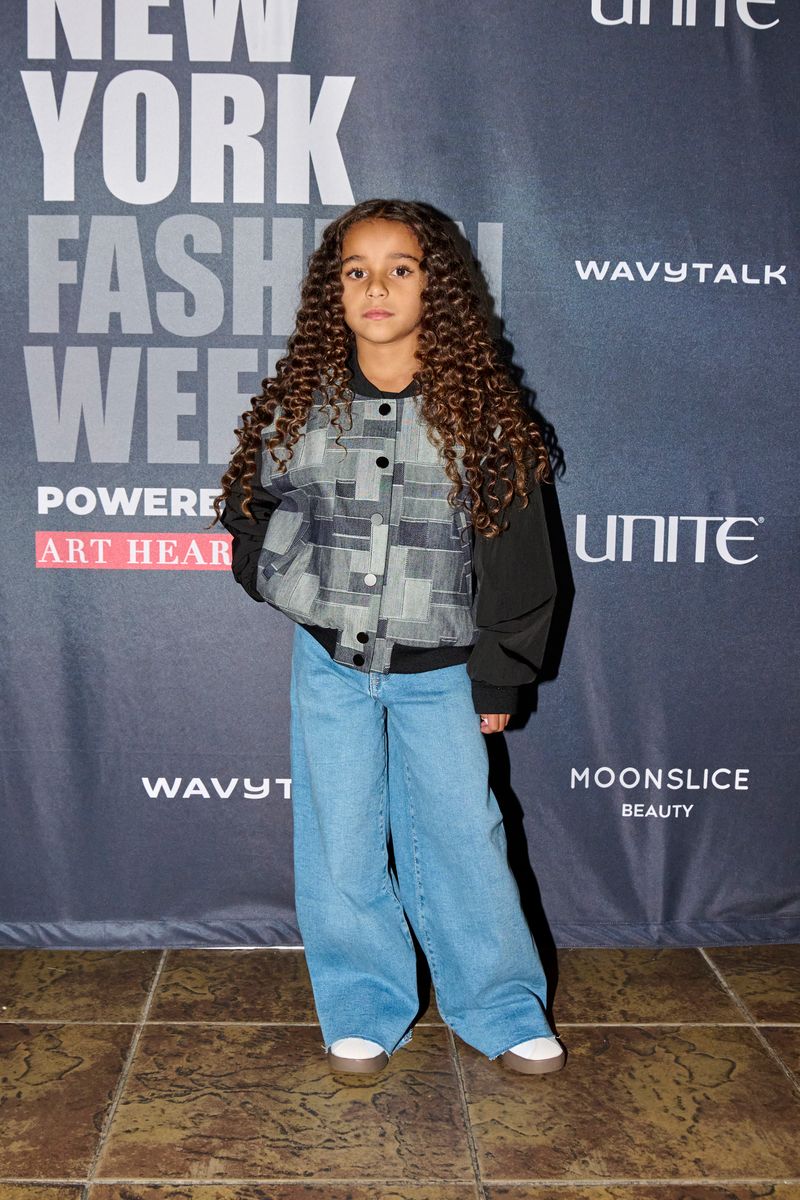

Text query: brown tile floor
(1, 945), (799, 1197)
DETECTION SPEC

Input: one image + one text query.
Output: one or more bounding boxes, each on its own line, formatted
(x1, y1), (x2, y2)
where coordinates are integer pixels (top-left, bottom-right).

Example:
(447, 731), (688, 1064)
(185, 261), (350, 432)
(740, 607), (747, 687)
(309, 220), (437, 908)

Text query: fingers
(479, 713), (510, 734)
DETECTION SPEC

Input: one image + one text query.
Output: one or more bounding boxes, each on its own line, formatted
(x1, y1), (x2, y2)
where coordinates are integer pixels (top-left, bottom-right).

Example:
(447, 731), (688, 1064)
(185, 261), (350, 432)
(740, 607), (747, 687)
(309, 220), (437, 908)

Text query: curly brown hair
(209, 198), (551, 538)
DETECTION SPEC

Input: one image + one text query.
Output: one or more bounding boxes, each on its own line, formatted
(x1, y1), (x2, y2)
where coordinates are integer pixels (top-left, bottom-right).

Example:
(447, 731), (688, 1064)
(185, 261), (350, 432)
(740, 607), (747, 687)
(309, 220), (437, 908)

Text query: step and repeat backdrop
(1, 0), (797, 948)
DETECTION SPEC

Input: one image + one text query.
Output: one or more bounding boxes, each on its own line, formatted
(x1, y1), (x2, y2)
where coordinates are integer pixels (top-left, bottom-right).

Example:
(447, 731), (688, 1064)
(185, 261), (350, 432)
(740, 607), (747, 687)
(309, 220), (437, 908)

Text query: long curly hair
(209, 198), (551, 538)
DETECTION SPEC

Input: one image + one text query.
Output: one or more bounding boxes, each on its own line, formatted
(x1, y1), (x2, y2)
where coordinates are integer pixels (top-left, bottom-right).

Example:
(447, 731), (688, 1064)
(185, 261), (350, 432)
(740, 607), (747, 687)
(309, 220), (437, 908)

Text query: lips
(364, 310), (393, 319)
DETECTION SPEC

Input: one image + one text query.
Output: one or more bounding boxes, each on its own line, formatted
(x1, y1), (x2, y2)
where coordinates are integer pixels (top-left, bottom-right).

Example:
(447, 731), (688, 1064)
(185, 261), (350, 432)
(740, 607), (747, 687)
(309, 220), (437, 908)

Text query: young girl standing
(213, 199), (565, 1077)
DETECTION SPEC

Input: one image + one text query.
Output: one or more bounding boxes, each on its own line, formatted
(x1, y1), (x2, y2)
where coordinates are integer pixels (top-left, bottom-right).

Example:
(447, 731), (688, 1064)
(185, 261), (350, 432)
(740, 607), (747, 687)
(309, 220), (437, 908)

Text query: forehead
(340, 219), (423, 262)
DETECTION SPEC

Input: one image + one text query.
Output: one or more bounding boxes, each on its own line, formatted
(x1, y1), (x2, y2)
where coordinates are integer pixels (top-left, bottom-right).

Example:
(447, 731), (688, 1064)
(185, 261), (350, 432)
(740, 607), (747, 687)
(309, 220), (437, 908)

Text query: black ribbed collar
(346, 341), (419, 399)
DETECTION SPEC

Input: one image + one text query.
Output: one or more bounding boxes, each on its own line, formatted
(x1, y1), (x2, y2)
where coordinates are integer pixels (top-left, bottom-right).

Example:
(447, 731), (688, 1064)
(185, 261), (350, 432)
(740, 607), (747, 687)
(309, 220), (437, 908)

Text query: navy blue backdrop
(1, 0), (797, 947)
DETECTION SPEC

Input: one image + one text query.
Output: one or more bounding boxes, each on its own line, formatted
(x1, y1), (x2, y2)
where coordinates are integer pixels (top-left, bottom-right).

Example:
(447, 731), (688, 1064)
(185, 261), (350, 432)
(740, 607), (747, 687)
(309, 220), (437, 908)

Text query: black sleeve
(218, 448), (281, 603)
(467, 463), (557, 715)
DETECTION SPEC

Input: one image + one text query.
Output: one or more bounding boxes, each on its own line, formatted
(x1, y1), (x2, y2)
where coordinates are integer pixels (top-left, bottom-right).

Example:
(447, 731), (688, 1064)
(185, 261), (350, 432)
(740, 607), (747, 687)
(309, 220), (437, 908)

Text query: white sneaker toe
(508, 1035), (564, 1061)
(330, 1037), (386, 1059)
(501, 1034), (566, 1074)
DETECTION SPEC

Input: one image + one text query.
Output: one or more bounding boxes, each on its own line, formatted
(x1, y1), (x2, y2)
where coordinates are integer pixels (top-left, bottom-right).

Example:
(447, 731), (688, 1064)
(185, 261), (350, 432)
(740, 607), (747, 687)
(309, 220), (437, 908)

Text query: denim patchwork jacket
(220, 346), (557, 715)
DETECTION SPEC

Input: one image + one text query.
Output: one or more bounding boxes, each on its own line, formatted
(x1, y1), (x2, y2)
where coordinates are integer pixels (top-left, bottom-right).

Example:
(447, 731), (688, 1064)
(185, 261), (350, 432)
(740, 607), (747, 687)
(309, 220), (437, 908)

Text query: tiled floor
(1, 944), (799, 1198)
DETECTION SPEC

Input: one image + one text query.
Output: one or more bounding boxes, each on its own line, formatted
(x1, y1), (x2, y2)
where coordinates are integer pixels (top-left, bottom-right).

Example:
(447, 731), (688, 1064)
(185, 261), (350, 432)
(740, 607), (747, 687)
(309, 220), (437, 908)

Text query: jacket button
(379, 402), (391, 414)
(352, 653), (365, 665)
(376, 455), (389, 468)
(356, 631), (369, 643)
(370, 513), (384, 525)
(364, 572), (377, 585)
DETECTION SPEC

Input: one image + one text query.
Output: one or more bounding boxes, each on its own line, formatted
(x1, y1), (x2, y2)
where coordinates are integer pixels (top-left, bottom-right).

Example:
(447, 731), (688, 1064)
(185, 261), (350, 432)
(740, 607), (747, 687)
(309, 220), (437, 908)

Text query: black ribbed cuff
(470, 681), (521, 716)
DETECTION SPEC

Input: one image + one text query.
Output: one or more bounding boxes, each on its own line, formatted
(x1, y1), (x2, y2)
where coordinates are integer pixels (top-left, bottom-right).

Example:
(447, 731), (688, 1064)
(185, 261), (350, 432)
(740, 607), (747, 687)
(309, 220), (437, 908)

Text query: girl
(211, 199), (565, 1077)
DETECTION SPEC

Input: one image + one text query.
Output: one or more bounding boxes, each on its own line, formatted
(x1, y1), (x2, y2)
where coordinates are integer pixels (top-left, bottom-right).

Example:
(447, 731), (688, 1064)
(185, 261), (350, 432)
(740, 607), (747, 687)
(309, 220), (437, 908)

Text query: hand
(479, 713), (510, 734)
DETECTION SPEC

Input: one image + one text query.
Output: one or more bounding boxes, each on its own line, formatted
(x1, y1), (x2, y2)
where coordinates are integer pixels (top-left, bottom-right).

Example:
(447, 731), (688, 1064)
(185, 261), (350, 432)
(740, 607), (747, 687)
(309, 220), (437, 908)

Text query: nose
(366, 274), (389, 298)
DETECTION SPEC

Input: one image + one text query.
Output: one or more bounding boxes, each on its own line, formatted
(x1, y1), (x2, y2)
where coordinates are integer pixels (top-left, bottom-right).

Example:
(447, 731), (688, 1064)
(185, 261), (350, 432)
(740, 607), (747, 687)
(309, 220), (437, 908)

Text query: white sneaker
(508, 1035), (564, 1060)
(327, 1036), (390, 1074)
(501, 1034), (566, 1074)
(330, 1037), (386, 1059)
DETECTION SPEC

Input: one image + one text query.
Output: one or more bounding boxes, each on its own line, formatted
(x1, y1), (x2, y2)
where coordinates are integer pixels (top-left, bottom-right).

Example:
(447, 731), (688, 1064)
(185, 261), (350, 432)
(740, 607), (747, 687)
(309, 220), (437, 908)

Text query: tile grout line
(81, 947), (171, 1189)
(444, 1025), (489, 1200)
(475, 1179), (800, 1189)
(446, 1179), (800, 1189)
(698, 947), (800, 1096)
(5, 1018), (797, 1027)
(2, 1175), (799, 1187)
(3, 1017), (449, 1026)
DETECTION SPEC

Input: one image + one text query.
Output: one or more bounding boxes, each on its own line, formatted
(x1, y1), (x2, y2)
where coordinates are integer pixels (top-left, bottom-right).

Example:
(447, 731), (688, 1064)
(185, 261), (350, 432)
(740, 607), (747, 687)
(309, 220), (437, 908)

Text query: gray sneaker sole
(327, 1049), (390, 1073)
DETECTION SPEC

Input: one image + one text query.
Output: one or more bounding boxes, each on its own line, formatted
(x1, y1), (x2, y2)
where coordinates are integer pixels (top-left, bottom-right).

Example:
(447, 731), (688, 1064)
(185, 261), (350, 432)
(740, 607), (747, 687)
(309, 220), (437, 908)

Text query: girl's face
(339, 219), (427, 353)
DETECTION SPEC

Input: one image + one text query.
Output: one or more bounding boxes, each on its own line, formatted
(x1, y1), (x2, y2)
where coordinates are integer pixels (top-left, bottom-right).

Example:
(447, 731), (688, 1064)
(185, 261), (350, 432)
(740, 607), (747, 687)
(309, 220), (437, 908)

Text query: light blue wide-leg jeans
(289, 622), (554, 1060)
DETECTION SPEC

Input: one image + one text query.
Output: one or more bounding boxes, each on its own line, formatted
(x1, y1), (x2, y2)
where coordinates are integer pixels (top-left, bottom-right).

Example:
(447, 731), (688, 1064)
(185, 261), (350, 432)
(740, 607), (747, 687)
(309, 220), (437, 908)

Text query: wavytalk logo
(576, 514), (763, 564)
(590, 0), (780, 29)
(575, 261), (786, 285)
(141, 777), (291, 799)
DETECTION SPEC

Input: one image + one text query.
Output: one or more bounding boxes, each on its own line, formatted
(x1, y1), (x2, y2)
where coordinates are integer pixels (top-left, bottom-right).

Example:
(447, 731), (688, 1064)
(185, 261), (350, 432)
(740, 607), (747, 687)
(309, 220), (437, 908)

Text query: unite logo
(576, 514), (763, 564)
(590, 0), (780, 28)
